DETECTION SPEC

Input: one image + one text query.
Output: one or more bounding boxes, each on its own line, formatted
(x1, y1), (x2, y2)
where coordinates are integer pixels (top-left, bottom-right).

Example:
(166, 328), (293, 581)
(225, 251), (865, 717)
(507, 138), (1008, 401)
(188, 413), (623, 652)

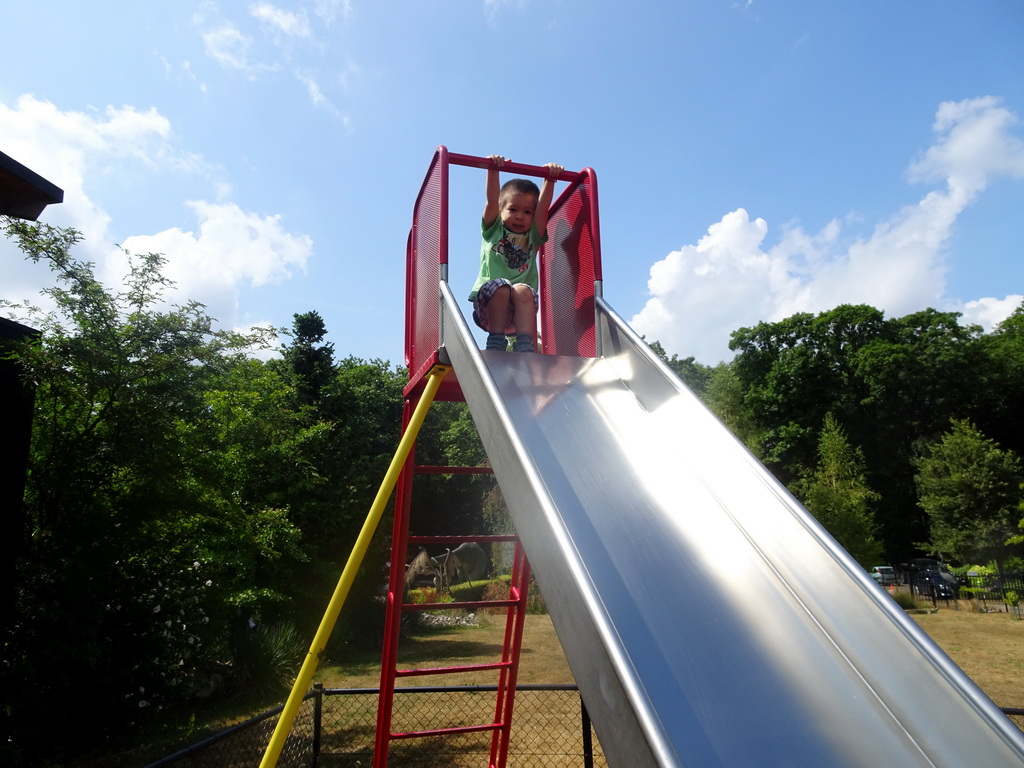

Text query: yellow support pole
(259, 365), (451, 768)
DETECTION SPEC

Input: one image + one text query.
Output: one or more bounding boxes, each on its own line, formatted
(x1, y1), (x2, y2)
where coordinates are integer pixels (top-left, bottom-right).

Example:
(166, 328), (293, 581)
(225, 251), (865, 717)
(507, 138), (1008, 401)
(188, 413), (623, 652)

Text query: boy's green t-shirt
(468, 217), (547, 301)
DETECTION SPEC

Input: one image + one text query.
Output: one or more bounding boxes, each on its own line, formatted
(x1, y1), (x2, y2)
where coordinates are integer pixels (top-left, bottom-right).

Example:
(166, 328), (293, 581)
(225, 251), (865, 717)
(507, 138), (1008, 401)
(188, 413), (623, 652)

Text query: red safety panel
(406, 149), (446, 377)
(539, 170), (601, 357)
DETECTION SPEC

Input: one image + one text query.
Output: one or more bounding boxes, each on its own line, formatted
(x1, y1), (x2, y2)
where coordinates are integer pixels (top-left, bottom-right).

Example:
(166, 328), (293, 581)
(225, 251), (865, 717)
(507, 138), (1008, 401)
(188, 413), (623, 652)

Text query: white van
(870, 566), (898, 585)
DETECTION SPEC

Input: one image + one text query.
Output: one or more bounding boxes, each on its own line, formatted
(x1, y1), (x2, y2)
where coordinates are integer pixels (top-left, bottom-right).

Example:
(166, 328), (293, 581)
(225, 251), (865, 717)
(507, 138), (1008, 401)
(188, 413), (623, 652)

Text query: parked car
(912, 570), (957, 599)
(870, 566), (898, 585)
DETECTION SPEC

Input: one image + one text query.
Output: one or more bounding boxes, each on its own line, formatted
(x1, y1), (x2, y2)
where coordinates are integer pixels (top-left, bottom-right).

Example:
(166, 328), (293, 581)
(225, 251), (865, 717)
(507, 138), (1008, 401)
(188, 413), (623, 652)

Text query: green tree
(225, 349), (407, 646)
(282, 354), (408, 649)
(1013, 486), (1024, 547)
(200, 356), (318, 619)
(852, 308), (985, 555)
(976, 300), (1024, 460)
(729, 304), (986, 558)
(702, 362), (763, 455)
(282, 310), (336, 405)
(730, 305), (887, 475)
(648, 340), (713, 395)
(914, 419), (1024, 569)
(0, 219), (302, 761)
(409, 401), (494, 535)
(792, 414), (883, 566)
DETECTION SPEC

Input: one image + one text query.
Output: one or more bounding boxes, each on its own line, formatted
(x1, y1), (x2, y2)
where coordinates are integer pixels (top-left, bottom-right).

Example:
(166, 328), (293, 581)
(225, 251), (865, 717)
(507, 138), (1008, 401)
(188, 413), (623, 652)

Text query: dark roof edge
(0, 150), (64, 220)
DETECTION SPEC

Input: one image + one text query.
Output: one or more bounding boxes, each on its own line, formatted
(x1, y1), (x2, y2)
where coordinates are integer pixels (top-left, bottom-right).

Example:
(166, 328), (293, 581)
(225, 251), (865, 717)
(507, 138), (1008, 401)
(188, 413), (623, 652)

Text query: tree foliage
(409, 401), (494, 535)
(0, 219), (413, 763)
(914, 419), (1024, 568)
(726, 303), (991, 557)
(282, 309), (336, 405)
(791, 414), (883, 566)
(648, 340), (713, 395)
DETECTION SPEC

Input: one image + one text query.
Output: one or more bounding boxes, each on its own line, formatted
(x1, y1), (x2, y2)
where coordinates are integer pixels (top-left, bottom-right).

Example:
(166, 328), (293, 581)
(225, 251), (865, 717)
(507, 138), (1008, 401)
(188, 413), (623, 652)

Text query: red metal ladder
(373, 389), (533, 768)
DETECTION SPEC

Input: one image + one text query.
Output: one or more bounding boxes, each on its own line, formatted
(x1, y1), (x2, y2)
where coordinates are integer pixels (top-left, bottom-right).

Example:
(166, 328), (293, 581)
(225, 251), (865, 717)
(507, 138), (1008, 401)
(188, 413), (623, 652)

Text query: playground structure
(262, 148), (1024, 767)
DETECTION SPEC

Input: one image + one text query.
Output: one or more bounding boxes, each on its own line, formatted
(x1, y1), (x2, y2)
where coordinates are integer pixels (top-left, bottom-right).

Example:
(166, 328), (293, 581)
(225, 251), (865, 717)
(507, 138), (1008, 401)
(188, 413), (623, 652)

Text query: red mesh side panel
(406, 151), (446, 375)
(540, 172), (600, 357)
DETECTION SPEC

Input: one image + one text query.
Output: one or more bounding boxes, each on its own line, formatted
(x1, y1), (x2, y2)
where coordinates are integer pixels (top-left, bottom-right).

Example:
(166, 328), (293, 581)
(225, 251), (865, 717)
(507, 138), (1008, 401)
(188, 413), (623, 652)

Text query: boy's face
(499, 192), (538, 234)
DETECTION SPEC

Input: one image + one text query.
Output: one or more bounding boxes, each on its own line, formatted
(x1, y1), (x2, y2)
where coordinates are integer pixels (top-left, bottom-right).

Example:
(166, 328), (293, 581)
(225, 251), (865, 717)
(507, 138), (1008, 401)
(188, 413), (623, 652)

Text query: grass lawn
(321, 605), (1024, 710)
(318, 611), (575, 689)
(909, 605), (1024, 709)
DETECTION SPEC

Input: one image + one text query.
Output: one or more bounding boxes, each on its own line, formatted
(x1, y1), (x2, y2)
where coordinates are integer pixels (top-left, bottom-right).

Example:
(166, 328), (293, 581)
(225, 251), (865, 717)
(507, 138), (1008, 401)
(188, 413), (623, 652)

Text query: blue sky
(2, 1), (1023, 365)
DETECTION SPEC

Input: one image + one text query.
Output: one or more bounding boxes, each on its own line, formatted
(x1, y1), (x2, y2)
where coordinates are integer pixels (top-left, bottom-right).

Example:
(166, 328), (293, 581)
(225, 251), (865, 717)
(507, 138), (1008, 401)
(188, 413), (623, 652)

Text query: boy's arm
(533, 163), (564, 240)
(483, 154), (505, 227)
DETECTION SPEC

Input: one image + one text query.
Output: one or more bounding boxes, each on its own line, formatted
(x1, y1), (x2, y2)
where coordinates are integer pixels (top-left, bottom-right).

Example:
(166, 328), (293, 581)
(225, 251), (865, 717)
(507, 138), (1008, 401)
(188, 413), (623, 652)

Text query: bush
(482, 579), (512, 614)
(450, 581), (488, 602)
(477, 577), (548, 615)
(1005, 590), (1021, 619)
(526, 583), (548, 615)
(407, 587), (452, 605)
(233, 621), (306, 694)
(890, 590), (919, 610)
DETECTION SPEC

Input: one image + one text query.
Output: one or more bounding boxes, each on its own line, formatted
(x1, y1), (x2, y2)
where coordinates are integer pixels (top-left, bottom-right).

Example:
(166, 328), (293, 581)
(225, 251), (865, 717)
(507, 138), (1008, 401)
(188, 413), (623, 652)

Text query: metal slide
(438, 282), (1024, 767)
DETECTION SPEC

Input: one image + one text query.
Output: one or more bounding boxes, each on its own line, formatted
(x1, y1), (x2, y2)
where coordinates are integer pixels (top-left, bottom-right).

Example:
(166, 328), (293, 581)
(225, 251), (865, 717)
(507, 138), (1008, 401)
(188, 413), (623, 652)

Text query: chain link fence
(147, 683), (1024, 766)
(147, 685), (606, 767)
(147, 692), (318, 768)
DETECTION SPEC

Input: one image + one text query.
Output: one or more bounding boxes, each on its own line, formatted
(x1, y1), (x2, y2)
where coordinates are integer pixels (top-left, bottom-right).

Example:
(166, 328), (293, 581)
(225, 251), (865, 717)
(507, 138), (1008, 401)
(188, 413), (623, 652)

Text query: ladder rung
(403, 599), (518, 611)
(395, 660), (512, 678)
(391, 722), (500, 740)
(414, 465), (494, 475)
(407, 534), (520, 545)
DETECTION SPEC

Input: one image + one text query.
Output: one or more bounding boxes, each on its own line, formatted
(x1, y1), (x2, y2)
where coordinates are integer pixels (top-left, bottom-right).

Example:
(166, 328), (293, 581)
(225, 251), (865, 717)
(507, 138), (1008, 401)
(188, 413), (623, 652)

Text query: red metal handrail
(447, 152), (581, 185)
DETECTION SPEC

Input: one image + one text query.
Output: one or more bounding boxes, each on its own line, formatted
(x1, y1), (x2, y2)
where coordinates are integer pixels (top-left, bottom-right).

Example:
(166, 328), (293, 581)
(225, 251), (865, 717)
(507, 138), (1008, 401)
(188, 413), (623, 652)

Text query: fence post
(312, 683), (323, 768)
(580, 696), (593, 768)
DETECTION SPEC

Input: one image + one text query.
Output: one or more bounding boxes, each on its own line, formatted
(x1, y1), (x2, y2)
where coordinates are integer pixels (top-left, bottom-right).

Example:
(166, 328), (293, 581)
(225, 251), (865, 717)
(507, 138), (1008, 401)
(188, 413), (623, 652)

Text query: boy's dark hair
(499, 178), (540, 207)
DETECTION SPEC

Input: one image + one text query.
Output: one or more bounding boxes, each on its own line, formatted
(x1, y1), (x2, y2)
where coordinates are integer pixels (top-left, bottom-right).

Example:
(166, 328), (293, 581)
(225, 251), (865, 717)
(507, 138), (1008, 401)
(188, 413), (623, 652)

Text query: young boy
(469, 155), (564, 352)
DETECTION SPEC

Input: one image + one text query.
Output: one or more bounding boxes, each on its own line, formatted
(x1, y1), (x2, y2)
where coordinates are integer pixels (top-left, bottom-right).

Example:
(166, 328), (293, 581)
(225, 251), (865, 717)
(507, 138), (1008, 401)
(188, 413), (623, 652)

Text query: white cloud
(1, 95), (312, 334)
(632, 97), (1024, 363)
(961, 295), (1024, 331)
(296, 71), (332, 111)
(336, 57), (362, 91)
(202, 23), (271, 78)
(250, 2), (312, 39)
(118, 201), (312, 327)
(908, 96), (1024, 193)
(631, 210), (783, 363)
(193, 2), (354, 118)
(313, 0), (353, 24)
(0, 95), (176, 306)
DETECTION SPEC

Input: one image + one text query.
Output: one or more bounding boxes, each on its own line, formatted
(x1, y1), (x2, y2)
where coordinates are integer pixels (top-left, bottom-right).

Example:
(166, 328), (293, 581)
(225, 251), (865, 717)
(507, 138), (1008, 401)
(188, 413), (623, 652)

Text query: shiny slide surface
(438, 282), (1024, 767)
